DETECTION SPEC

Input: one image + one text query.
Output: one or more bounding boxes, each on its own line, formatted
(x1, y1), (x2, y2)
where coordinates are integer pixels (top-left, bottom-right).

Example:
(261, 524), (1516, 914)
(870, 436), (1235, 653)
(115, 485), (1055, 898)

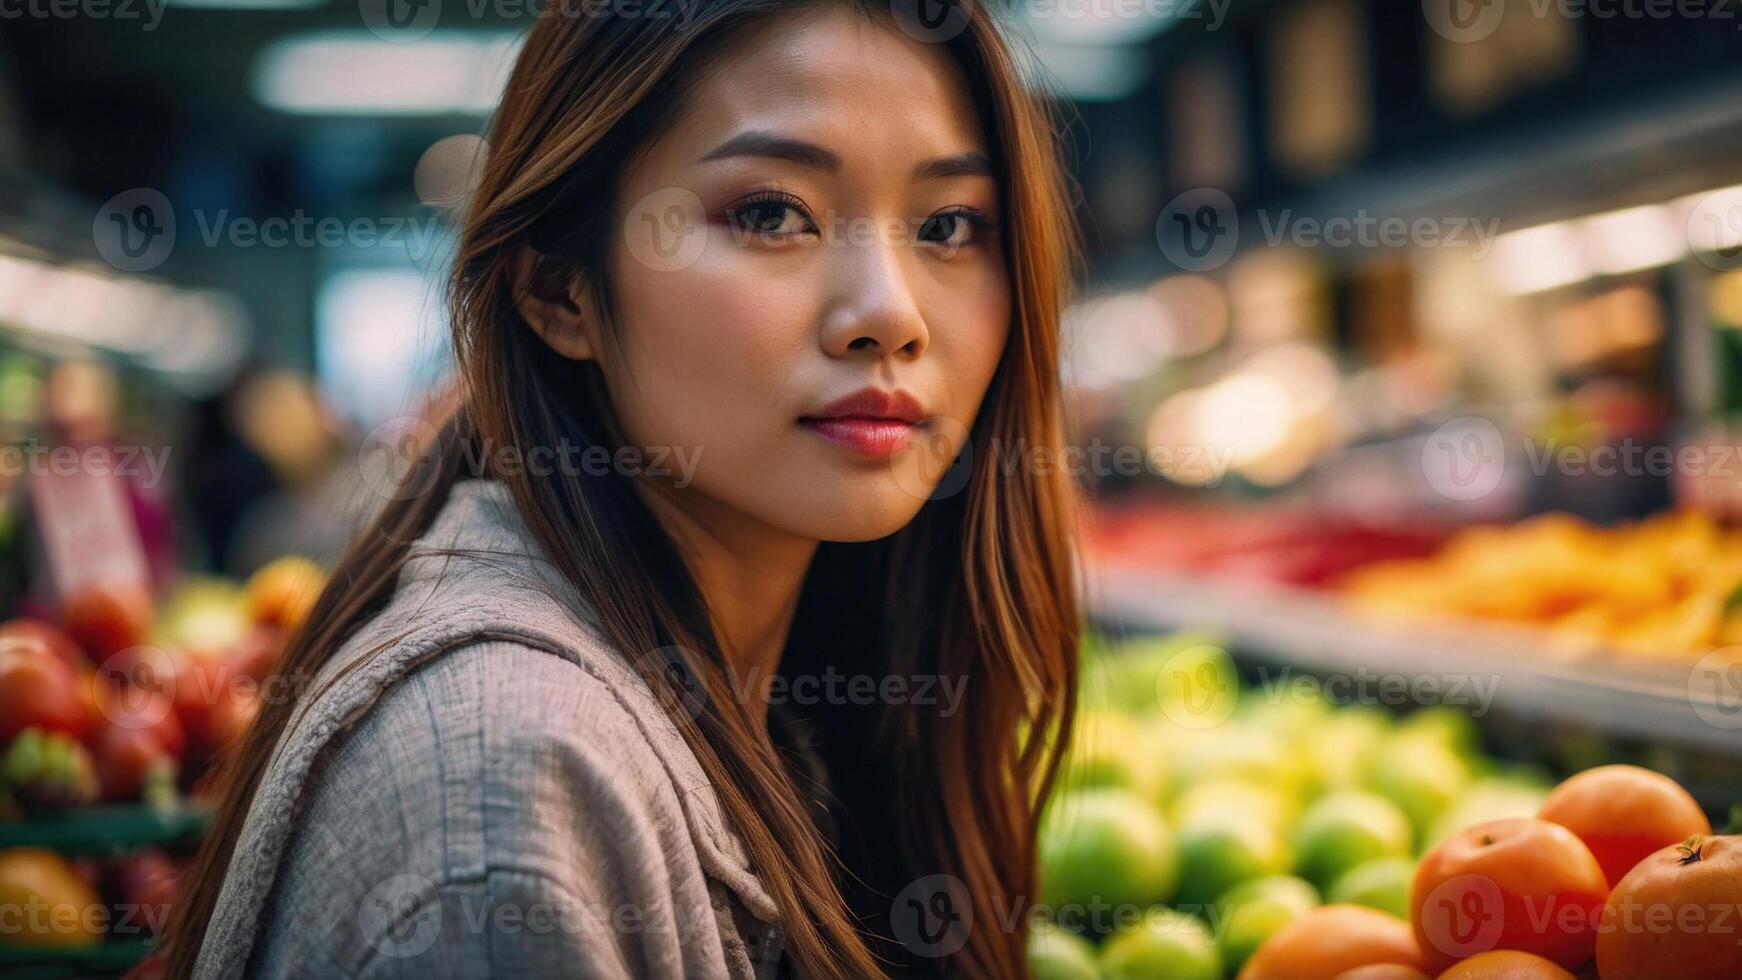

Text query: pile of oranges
(1240, 765), (1737, 979)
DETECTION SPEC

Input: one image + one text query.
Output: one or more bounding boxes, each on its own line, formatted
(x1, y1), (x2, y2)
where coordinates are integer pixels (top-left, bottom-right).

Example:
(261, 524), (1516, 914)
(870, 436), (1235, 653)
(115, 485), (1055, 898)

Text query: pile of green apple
(1031, 634), (1550, 980)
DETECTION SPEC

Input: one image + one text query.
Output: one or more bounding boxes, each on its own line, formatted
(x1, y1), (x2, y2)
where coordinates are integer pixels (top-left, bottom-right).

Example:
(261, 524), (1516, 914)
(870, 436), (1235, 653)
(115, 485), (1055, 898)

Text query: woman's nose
(817, 230), (930, 359)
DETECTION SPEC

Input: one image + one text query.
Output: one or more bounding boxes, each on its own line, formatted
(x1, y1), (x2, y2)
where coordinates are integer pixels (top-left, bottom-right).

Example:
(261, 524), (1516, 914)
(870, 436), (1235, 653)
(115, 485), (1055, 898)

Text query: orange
(1237, 904), (1423, 980)
(1596, 834), (1742, 979)
(1436, 949), (1575, 979)
(1538, 764), (1710, 887)
(1329, 966), (1429, 980)
(1410, 818), (1606, 972)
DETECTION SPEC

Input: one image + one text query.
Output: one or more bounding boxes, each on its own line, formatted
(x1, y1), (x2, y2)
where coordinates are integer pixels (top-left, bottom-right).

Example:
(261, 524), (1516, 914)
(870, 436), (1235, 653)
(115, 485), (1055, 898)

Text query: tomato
(61, 580), (153, 661)
(1238, 904), (1423, 980)
(1538, 764), (1711, 887)
(0, 642), (89, 741)
(172, 655), (253, 753)
(206, 680), (262, 749)
(1411, 818), (1607, 972)
(0, 619), (85, 671)
(90, 684), (185, 759)
(231, 623), (287, 682)
(87, 722), (175, 802)
(1436, 949), (1576, 979)
(111, 850), (179, 933)
(1596, 834), (1742, 979)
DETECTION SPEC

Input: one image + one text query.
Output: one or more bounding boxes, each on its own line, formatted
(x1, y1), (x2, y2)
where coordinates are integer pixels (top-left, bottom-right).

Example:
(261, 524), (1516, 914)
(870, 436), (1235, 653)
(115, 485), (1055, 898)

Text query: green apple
(1085, 634), (1236, 722)
(1397, 705), (1482, 759)
(1326, 856), (1415, 919)
(1174, 813), (1290, 908)
(1236, 673), (1331, 739)
(1291, 791), (1412, 888)
(1362, 734), (1470, 837)
(1300, 705), (1392, 792)
(1424, 777), (1549, 849)
(1212, 874), (1319, 971)
(1214, 874), (1319, 920)
(1101, 908), (1220, 980)
(1059, 711), (1167, 805)
(1170, 779), (1298, 835)
(1170, 726), (1309, 803)
(1027, 920), (1101, 980)
(1039, 788), (1177, 914)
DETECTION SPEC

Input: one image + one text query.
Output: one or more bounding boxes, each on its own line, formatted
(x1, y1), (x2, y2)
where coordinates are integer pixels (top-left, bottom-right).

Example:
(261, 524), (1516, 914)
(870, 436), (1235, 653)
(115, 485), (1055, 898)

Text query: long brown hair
(168, 1), (1083, 975)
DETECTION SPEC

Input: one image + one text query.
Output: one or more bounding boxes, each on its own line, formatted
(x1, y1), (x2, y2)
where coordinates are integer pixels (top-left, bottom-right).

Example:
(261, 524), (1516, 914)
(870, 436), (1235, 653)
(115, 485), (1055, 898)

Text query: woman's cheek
(614, 262), (810, 459)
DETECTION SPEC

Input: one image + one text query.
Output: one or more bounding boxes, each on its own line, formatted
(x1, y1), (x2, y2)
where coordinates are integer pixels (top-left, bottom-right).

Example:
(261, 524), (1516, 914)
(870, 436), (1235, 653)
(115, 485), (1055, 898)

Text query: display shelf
(1086, 565), (1742, 755)
(0, 939), (154, 979)
(0, 803), (209, 856)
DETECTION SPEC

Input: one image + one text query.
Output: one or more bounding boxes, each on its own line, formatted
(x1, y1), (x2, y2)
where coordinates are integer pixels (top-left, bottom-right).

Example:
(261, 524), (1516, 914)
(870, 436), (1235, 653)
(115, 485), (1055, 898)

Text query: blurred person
(180, 365), (283, 574)
(222, 368), (375, 574)
(168, 2), (1083, 978)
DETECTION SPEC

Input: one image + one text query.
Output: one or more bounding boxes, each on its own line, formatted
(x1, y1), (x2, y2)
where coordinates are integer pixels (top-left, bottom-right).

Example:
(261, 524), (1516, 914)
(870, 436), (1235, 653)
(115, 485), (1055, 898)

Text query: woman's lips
(799, 416), (921, 457)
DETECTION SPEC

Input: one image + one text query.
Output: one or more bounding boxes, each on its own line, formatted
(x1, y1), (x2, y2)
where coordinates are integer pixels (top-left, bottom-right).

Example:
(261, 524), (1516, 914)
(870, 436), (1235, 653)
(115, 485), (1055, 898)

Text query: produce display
(0, 556), (323, 958)
(1032, 634), (1735, 979)
(1341, 511), (1742, 661)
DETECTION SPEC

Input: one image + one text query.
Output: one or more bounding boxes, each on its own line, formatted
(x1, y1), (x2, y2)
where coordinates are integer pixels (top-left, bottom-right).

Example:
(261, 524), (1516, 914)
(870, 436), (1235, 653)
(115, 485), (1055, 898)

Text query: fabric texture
(193, 478), (809, 979)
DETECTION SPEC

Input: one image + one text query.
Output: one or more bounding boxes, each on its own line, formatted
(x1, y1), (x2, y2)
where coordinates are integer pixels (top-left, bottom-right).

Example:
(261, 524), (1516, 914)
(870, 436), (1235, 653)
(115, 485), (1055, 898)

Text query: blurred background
(4, 0), (1742, 972)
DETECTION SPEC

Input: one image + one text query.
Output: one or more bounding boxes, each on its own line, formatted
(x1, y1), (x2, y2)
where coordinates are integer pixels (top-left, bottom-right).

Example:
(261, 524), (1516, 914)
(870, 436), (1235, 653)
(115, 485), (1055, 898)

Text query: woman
(168, 0), (1083, 975)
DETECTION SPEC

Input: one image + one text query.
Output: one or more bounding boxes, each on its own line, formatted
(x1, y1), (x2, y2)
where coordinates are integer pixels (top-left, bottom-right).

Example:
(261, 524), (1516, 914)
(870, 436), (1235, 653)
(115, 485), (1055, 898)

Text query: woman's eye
(919, 210), (991, 251)
(726, 198), (812, 239)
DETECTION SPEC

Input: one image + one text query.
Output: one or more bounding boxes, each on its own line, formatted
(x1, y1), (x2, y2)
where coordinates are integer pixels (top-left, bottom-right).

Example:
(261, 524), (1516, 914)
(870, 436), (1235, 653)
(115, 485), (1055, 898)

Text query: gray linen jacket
(193, 478), (794, 978)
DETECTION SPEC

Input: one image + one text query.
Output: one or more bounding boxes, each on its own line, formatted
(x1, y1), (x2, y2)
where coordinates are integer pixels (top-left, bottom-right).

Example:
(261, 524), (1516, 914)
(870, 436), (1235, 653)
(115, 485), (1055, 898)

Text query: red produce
(0, 641), (90, 741)
(0, 619), (86, 670)
(62, 580), (153, 661)
(87, 722), (177, 803)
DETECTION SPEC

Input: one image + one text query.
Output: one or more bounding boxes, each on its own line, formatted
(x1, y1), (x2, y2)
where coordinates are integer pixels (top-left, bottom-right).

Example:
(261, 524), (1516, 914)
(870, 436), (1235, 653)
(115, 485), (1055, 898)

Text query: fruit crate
(0, 804), (207, 978)
(0, 803), (209, 855)
(0, 940), (155, 980)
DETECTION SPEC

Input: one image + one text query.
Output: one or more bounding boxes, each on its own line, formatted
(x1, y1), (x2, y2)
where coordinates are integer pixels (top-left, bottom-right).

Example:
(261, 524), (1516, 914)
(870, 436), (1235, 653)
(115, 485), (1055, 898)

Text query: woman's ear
(510, 246), (601, 362)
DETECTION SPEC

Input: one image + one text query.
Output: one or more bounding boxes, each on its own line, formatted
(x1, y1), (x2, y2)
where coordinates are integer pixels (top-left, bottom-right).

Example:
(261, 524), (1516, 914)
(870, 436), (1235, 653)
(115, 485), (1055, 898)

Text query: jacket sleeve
(247, 640), (739, 979)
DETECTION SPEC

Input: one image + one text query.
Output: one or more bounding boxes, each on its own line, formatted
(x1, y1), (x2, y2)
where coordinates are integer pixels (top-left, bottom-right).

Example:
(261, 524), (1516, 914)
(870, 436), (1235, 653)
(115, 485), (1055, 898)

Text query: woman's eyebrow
(697, 129), (994, 180)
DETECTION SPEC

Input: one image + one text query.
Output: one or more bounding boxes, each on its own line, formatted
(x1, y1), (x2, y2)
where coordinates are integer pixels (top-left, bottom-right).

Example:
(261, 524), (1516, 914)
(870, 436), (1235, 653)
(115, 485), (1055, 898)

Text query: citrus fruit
(1238, 904), (1423, 980)
(1538, 764), (1711, 887)
(1410, 818), (1607, 972)
(1596, 834), (1742, 979)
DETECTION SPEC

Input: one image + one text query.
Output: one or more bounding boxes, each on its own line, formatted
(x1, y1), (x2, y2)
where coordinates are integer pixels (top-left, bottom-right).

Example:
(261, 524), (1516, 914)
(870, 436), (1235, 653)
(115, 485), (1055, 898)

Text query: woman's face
(597, 5), (1010, 543)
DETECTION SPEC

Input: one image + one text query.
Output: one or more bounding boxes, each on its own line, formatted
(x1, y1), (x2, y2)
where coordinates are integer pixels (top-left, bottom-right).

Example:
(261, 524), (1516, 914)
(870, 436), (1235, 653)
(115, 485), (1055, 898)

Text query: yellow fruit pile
(1340, 511), (1742, 660)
